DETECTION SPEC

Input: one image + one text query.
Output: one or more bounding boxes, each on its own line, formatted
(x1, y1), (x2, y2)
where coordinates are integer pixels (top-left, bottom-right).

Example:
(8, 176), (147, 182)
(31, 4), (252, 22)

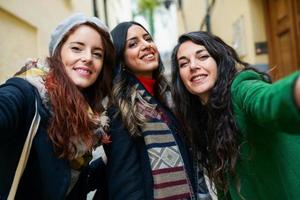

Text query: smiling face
(123, 25), (159, 78)
(60, 24), (104, 89)
(177, 40), (218, 103)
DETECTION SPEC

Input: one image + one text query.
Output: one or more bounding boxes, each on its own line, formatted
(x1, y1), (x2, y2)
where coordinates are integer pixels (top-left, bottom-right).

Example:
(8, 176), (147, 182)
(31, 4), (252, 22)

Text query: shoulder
(2, 77), (36, 95)
(0, 77), (36, 105)
(4, 77), (35, 88)
(107, 105), (118, 117)
(107, 105), (121, 125)
(107, 105), (126, 132)
(0, 77), (40, 143)
(232, 70), (269, 88)
(231, 70), (271, 96)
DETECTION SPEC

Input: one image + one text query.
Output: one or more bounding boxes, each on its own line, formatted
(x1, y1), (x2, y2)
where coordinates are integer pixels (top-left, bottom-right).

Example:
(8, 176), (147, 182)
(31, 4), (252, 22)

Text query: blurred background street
(1, 0), (300, 199)
(1, 0), (300, 84)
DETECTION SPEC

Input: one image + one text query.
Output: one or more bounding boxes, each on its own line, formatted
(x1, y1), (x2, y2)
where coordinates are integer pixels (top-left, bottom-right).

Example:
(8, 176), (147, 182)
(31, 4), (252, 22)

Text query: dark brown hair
(171, 31), (249, 192)
(110, 21), (170, 136)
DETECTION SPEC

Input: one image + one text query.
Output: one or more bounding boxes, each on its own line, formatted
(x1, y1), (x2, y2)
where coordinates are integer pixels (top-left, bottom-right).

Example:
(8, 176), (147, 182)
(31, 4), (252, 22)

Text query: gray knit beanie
(49, 13), (109, 56)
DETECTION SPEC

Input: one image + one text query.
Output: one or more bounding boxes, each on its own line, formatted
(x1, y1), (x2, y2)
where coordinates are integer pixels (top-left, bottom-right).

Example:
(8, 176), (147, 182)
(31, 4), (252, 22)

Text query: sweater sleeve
(103, 108), (146, 200)
(231, 70), (300, 133)
(0, 77), (36, 141)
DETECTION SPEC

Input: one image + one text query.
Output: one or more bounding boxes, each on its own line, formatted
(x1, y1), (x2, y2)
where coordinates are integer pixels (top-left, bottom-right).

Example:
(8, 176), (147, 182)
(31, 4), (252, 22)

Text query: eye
(128, 40), (137, 48)
(197, 54), (209, 61)
(145, 35), (153, 42)
(70, 46), (82, 52)
(179, 61), (189, 68)
(93, 52), (103, 59)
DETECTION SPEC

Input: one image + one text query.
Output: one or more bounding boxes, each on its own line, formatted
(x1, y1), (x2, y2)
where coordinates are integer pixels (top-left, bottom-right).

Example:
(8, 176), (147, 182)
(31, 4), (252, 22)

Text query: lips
(190, 74), (207, 82)
(74, 66), (92, 76)
(144, 54), (154, 59)
(140, 50), (156, 60)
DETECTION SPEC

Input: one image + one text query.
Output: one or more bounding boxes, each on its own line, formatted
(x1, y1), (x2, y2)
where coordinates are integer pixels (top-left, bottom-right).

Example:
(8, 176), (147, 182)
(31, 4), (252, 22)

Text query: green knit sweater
(223, 70), (300, 200)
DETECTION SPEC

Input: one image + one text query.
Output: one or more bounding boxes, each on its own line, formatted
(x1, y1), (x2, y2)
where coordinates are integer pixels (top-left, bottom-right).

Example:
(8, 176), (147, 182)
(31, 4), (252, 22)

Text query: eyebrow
(69, 41), (84, 46)
(126, 33), (150, 42)
(195, 49), (206, 55)
(178, 49), (206, 61)
(69, 41), (103, 51)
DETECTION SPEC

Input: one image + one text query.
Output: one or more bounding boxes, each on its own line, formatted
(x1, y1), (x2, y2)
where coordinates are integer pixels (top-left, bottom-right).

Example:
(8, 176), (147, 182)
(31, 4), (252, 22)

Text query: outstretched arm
(231, 70), (300, 133)
(0, 78), (36, 139)
(295, 77), (300, 107)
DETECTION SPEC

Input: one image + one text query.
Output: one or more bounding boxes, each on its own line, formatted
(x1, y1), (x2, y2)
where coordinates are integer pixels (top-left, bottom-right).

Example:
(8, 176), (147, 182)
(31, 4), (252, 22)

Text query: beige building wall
(0, 8), (37, 81)
(176, 0), (269, 67)
(0, 0), (77, 66)
(177, 0), (206, 35)
(211, 0), (252, 61)
(248, 0), (268, 65)
(0, 0), (107, 83)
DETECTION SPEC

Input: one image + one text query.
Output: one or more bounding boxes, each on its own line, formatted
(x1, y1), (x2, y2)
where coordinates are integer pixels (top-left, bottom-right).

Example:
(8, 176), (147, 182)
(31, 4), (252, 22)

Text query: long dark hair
(171, 31), (249, 191)
(110, 21), (170, 136)
(45, 22), (115, 159)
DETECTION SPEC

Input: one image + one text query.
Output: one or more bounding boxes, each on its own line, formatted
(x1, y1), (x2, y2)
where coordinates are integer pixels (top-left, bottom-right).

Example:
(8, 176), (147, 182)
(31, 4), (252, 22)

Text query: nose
(81, 51), (92, 63)
(141, 40), (152, 50)
(189, 57), (199, 70)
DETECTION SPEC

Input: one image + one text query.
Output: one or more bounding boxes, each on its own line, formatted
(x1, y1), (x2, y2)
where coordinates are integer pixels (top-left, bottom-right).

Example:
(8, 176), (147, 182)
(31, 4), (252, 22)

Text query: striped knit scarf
(134, 81), (194, 200)
(15, 59), (110, 169)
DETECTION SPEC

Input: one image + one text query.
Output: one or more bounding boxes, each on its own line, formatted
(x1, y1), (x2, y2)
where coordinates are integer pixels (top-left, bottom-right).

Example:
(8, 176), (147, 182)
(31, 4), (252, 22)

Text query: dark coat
(0, 78), (99, 200)
(104, 104), (198, 200)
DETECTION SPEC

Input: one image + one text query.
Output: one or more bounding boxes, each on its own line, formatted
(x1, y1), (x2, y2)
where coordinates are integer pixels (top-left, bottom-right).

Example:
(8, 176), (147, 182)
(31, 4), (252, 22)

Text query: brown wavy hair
(45, 22), (115, 159)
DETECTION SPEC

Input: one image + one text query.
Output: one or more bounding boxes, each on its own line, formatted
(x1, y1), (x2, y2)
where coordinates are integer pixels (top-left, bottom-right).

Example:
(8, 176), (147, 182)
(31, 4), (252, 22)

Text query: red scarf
(137, 76), (155, 96)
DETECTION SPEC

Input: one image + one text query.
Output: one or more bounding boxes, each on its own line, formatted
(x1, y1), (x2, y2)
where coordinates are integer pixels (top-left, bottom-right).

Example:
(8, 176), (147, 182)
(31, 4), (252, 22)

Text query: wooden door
(294, 0), (300, 64)
(264, 0), (300, 80)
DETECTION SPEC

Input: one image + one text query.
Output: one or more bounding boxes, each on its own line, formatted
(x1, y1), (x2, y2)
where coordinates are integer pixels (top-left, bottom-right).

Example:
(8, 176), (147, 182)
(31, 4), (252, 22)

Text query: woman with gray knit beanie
(0, 13), (114, 199)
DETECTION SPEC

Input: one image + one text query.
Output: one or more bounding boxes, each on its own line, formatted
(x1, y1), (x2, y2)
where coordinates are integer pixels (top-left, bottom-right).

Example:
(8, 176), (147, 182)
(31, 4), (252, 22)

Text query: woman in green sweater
(170, 31), (300, 199)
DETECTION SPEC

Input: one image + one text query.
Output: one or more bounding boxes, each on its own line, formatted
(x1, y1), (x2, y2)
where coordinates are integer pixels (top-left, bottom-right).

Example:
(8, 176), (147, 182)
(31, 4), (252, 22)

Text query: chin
(74, 78), (97, 89)
(74, 82), (89, 89)
(150, 62), (159, 70)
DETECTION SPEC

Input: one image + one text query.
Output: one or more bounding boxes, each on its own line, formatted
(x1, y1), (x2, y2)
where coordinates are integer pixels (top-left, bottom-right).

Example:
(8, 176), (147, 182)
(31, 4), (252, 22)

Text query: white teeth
(142, 53), (154, 59)
(146, 54), (153, 58)
(76, 68), (91, 75)
(192, 75), (206, 82)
